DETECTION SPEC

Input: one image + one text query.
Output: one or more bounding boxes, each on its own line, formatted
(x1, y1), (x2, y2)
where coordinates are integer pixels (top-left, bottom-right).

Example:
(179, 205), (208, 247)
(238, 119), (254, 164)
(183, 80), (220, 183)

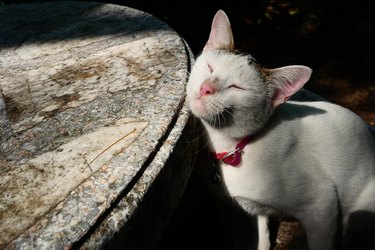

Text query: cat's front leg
(299, 191), (339, 250)
(257, 215), (271, 250)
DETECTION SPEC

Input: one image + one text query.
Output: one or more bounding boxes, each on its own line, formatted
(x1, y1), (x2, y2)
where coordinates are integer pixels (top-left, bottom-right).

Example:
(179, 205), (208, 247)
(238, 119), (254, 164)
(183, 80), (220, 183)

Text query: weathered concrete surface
(0, 2), (195, 249)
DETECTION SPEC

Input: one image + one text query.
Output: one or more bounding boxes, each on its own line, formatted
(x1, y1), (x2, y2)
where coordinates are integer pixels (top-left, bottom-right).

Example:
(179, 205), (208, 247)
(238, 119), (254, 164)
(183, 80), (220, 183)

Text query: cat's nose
(200, 82), (216, 97)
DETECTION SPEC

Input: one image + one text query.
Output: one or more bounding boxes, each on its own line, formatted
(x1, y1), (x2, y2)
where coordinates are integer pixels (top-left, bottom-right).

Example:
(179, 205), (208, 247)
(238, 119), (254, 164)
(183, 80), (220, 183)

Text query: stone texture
(0, 2), (195, 249)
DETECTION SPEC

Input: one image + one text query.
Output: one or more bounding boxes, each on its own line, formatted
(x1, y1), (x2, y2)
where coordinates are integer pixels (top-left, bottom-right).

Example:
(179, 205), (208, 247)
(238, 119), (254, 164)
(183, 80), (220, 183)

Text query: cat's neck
(202, 120), (242, 153)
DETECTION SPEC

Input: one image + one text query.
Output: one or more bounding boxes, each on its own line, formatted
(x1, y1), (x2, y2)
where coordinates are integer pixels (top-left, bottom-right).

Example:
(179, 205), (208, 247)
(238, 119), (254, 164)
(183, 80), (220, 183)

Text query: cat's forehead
(200, 50), (256, 67)
(194, 50), (261, 82)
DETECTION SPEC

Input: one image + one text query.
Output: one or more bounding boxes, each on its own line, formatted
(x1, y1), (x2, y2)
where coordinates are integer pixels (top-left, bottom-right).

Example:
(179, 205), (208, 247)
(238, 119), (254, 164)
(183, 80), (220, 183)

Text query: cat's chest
(217, 145), (277, 200)
(205, 127), (283, 201)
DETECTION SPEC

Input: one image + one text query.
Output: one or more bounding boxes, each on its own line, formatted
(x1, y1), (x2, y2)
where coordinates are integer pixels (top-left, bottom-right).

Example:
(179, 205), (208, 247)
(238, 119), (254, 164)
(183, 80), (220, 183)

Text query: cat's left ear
(204, 10), (234, 51)
(267, 66), (312, 107)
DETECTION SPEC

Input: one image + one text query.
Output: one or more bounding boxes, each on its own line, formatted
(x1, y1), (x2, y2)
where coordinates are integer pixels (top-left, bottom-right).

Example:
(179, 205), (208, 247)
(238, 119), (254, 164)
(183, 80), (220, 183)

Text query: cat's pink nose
(200, 82), (216, 97)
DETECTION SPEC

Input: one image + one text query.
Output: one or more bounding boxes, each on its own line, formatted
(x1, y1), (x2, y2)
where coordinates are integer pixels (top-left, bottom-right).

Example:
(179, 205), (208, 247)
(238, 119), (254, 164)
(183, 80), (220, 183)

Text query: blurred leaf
(288, 8), (299, 16)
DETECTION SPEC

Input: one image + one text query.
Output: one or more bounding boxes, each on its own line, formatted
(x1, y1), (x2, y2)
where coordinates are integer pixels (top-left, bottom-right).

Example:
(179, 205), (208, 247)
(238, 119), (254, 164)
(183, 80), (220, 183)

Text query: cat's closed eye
(207, 63), (213, 73)
(228, 84), (245, 90)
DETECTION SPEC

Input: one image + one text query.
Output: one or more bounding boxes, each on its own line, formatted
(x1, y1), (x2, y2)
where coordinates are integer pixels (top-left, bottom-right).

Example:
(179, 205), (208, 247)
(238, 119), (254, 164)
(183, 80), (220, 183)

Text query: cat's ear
(268, 66), (312, 107)
(204, 10), (234, 51)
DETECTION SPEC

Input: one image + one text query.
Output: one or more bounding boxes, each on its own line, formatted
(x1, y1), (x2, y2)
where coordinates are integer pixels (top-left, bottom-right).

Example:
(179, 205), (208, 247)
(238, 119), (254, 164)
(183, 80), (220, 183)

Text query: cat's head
(187, 10), (312, 139)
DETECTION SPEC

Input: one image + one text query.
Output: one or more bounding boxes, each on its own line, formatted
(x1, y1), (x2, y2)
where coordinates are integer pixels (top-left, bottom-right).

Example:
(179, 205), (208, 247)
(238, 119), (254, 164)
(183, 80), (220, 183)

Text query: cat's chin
(201, 119), (253, 141)
(189, 99), (210, 117)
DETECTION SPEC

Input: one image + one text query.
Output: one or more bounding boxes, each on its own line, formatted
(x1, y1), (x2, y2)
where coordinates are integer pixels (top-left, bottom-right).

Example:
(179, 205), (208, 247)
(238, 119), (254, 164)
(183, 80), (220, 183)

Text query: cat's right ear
(267, 66), (312, 107)
(204, 10), (234, 51)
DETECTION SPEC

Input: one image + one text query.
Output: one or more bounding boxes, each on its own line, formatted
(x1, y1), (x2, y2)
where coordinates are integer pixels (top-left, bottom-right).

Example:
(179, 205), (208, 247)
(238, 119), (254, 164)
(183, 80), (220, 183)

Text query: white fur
(200, 100), (375, 250)
(257, 216), (271, 250)
(187, 10), (375, 250)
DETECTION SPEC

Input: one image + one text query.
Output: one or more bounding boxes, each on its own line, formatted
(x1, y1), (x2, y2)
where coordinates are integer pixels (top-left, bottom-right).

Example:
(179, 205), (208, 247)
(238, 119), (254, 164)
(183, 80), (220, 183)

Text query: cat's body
(187, 10), (375, 250)
(207, 101), (375, 248)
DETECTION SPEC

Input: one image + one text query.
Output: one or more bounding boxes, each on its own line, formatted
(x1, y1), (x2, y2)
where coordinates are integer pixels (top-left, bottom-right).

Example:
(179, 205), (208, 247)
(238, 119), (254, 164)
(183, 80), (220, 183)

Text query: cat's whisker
(184, 138), (212, 156)
(215, 113), (220, 129)
(217, 109), (222, 128)
(183, 124), (206, 144)
(224, 108), (238, 123)
(219, 111), (226, 128)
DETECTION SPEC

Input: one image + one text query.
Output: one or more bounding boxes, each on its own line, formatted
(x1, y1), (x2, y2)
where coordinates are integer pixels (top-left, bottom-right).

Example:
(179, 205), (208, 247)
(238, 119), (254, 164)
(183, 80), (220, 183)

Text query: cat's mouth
(203, 107), (236, 129)
(191, 100), (235, 129)
(190, 98), (208, 117)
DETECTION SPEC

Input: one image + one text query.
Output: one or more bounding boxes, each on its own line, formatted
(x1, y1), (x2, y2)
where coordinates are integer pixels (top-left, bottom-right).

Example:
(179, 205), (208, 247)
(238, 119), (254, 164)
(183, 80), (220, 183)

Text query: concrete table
(0, 2), (195, 249)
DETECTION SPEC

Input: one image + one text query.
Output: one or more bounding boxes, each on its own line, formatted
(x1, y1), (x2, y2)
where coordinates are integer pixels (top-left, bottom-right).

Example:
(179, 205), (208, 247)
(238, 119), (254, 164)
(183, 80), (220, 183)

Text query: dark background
(2, 0), (374, 249)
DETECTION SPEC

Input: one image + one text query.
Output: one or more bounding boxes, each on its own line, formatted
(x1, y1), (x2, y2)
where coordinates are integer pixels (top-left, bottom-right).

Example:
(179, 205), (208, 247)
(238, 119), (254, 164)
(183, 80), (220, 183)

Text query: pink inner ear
(271, 66), (312, 107)
(204, 10), (234, 51)
(272, 83), (300, 107)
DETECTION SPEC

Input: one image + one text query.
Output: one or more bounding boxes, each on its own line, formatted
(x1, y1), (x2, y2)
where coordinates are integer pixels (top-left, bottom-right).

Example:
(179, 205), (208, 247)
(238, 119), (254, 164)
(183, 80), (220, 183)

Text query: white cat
(187, 10), (375, 250)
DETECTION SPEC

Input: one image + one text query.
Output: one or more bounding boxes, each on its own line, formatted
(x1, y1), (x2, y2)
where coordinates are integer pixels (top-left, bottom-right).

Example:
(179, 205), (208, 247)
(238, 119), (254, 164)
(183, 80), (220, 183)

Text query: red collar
(215, 135), (253, 167)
